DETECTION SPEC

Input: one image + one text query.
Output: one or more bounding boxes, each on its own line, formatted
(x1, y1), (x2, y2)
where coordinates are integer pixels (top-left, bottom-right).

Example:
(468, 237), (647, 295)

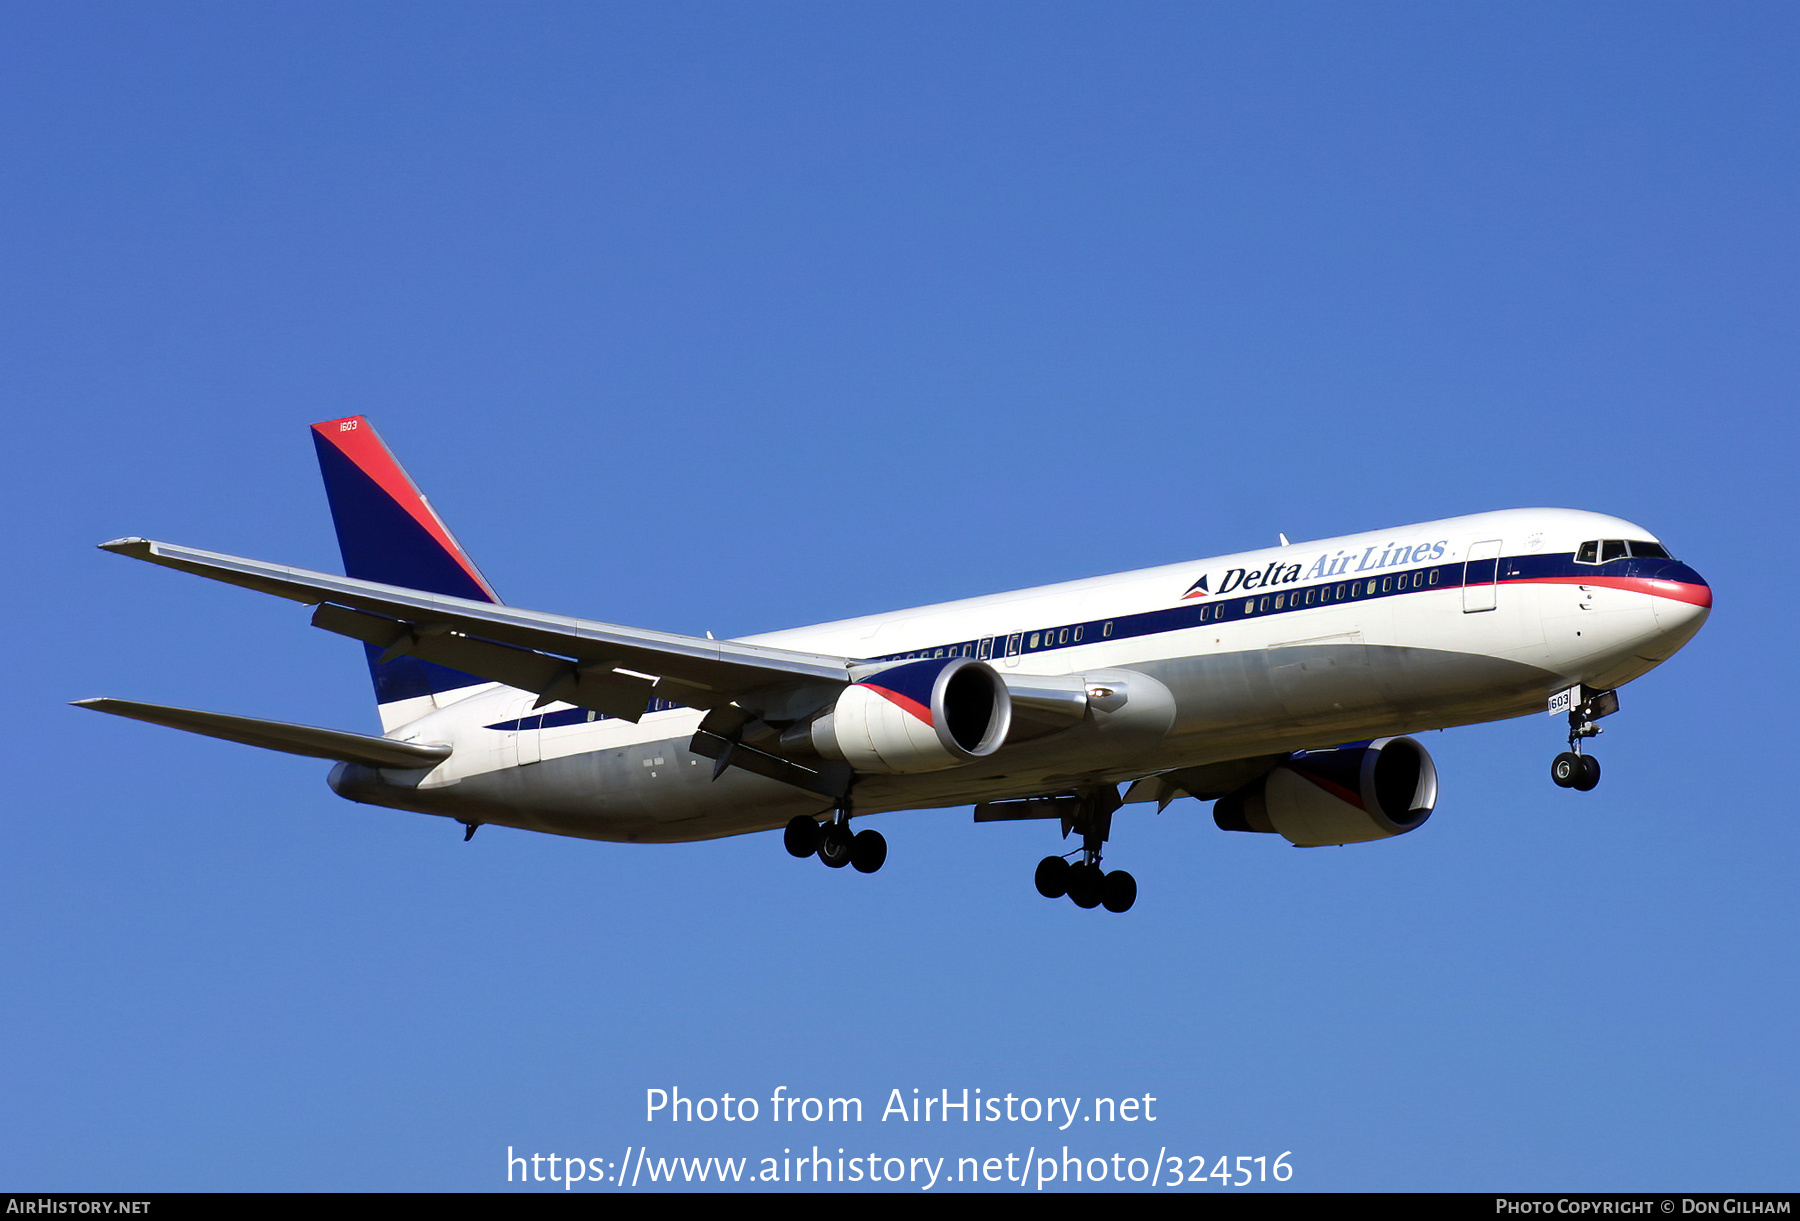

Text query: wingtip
(98, 537), (152, 556)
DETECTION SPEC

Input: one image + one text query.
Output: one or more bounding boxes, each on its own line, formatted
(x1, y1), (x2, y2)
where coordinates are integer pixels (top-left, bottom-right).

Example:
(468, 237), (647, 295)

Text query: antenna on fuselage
(1278, 533), (1291, 547)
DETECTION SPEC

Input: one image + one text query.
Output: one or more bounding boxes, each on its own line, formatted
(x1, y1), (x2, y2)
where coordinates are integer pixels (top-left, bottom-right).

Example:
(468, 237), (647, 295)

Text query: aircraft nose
(1648, 560), (1711, 636)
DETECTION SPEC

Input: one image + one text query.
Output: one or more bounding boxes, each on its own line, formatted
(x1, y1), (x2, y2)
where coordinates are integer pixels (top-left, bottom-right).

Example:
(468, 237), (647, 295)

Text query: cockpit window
(1577, 538), (1662, 564)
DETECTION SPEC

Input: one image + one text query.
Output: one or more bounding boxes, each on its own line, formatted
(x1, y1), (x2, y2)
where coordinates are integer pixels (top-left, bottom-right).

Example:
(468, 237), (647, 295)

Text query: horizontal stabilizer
(72, 698), (452, 769)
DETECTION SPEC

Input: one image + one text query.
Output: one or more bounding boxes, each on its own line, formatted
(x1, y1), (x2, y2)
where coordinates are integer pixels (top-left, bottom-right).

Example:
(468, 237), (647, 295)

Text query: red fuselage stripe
(1500, 574), (1712, 608)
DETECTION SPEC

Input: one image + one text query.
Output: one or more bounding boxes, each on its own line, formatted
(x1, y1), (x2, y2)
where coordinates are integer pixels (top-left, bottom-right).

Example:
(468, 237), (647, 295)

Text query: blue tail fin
(311, 416), (499, 717)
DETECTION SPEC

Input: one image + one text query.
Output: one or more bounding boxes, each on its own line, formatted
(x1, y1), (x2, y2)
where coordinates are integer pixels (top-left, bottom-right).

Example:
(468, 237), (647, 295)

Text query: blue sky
(2, 2), (1795, 1191)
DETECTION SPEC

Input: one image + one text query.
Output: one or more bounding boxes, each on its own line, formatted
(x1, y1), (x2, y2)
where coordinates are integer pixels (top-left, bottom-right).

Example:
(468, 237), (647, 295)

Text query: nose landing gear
(1551, 751), (1601, 791)
(1031, 786), (1136, 913)
(1550, 687), (1617, 791)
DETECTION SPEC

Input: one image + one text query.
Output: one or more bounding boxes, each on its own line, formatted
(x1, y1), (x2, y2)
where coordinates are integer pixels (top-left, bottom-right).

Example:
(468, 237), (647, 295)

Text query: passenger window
(1576, 541), (1600, 564)
(1429, 569), (1439, 585)
(1274, 594), (1285, 609)
(1381, 576), (1392, 592)
(1029, 633), (1040, 648)
(1073, 626), (1083, 642)
(1243, 599), (1255, 613)
(934, 648), (944, 658)
(1259, 597), (1269, 612)
(1601, 540), (1628, 562)
(1628, 540), (1670, 559)
(1058, 628), (1068, 644)
(1305, 589), (1315, 605)
(1103, 622), (1113, 638)
(1335, 584), (1345, 599)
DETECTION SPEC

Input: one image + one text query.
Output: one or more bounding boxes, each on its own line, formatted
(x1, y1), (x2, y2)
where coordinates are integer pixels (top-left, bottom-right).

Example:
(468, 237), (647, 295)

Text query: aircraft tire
(1101, 870), (1137, 914)
(818, 823), (854, 869)
(1573, 754), (1601, 791)
(784, 815), (822, 858)
(1551, 752), (1581, 788)
(1034, 856), (1070, 899)
(1067, 863), (1103, 909)
(850, 829), (887, 874)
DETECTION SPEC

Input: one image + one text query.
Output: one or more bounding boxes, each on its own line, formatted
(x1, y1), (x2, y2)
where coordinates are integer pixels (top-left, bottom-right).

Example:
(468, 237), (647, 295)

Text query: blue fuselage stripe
(484, 553), (1703, 731)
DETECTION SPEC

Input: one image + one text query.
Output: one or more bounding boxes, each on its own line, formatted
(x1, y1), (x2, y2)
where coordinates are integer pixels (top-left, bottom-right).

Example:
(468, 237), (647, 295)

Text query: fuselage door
(1462, 539), (1503, 613)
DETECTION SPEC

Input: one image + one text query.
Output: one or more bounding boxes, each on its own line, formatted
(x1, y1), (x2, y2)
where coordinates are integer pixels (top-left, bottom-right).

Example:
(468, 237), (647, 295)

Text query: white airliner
(79, 417), (1711, 913)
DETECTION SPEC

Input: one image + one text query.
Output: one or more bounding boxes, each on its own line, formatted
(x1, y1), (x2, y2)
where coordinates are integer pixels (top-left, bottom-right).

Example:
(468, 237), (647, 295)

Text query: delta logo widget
(1182, 538), (1450, 600)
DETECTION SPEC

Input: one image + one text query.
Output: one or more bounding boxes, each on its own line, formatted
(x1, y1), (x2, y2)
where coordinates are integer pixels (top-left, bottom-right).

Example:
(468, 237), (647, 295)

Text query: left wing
(101, 537), (853, 722)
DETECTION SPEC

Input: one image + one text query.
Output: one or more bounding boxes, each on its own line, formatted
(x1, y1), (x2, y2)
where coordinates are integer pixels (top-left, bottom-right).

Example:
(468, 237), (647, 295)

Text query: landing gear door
(1462, 539), (1503, 613)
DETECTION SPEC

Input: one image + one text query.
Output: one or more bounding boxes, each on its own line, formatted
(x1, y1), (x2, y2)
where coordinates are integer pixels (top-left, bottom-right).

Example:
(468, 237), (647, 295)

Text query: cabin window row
(894, 642), (986, 661)
(1026, 625), (1086, 650)
(883, 563), (1456, 661)
(1196, 568), (1443, 620)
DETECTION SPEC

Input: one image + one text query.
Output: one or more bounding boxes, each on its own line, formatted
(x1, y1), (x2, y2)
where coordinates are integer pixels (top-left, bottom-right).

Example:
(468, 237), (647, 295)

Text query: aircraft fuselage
(328, 506), (1710, 845)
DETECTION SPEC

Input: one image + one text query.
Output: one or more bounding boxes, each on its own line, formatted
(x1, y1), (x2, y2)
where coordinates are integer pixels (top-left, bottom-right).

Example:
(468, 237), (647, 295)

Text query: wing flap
(1119, 754), (1291, 807)
(72, 698), (452, 769)
(309, 604), (659, 722)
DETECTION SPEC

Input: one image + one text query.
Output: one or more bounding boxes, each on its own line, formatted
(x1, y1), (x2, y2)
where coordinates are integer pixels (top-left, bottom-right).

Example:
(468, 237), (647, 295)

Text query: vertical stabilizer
(311, 416), (500, 727)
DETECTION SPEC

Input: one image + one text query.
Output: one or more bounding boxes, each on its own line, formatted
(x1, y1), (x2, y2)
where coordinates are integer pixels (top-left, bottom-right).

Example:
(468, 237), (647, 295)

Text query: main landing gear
(784, 810), (886, 874)
(1032, 786), (1136, 914)
(1550, 688), (1618, 792)
(1035, 855), (1137, 913)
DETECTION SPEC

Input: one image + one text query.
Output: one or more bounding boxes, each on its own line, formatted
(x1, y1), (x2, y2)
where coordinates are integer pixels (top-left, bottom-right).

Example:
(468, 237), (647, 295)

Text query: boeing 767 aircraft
(79, 417), (1711, 913)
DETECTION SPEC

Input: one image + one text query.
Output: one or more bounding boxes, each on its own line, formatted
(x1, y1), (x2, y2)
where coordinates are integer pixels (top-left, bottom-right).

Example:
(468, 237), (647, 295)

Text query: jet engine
(1212, 736), (1438, 846)
(804, 656), (1012, 774)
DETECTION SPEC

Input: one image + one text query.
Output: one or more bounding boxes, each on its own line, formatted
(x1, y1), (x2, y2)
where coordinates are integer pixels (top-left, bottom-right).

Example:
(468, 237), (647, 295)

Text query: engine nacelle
(1213, 736), (1438, 846)
(809, 657), (1012, 774)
